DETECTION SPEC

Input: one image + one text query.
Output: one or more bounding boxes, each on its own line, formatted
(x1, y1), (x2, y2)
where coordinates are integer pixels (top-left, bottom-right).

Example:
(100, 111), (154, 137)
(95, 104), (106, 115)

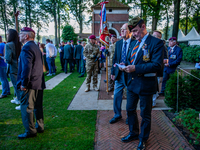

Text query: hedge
(179, 43), (200, 63)
(164, 69), (200, 111)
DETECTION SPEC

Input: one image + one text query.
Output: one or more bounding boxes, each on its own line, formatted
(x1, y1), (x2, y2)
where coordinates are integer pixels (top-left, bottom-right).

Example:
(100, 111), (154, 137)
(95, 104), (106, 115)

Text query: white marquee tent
(178, 27), (200, 45)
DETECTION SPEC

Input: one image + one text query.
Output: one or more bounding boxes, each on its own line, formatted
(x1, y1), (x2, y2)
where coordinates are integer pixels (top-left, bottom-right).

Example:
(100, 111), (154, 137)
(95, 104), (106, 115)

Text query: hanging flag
(99, 1), (109, 49)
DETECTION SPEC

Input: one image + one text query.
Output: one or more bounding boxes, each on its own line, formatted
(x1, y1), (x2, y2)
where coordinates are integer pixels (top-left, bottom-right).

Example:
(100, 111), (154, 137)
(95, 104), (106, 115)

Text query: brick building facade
(91, 0), (130, 39)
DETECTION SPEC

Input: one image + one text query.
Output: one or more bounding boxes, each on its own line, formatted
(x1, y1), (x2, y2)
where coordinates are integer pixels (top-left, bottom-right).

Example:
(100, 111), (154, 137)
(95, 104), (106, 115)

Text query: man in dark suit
(109, 23), (134, 124)
(160, 37), (183, 96)
(17, 27), (45, 139)
(63, 41), (73, 73)
(74, 41), (83, 73)
(71, 40), (75, 71)
(120, 17), (164, 150)
(59, 41), (65, 71)
(152, 30), (168, 107)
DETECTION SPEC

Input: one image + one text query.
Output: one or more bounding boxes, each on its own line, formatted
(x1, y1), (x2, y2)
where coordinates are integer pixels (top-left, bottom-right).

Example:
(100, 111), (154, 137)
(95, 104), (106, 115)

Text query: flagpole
(104, 0), (109, 94)
(14, 11), (19, 32)
(99, 0), (109, 94)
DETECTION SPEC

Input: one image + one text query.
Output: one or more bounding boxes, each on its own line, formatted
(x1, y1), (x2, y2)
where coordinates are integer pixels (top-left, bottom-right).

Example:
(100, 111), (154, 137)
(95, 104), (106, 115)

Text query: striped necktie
(121, 41), (127, 63)
(130, 40), (141, 64)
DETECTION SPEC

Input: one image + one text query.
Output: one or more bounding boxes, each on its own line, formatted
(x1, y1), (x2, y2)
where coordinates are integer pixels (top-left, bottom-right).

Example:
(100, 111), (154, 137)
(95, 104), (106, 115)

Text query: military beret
(110, 34), (116, 38)
(21, 27), (35, 34)
(89, 35), (96, 39)
(78, 40), (81, 43)
(169, 37), (177, 41)
(67, 40), (71, 43)
(71, 40), (73, 42)
(128, 16), (143, 32)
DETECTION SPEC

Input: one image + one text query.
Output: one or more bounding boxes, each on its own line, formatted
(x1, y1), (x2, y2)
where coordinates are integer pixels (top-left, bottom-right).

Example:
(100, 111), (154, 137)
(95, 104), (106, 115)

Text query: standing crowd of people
(80, 16), (183, 150)
(0, 15), (183, 149)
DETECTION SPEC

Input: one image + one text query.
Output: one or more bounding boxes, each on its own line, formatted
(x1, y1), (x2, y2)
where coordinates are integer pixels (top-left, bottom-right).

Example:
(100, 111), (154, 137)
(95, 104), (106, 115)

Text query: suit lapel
(134, 35), (151, 65)
(118, 40), (123, 61)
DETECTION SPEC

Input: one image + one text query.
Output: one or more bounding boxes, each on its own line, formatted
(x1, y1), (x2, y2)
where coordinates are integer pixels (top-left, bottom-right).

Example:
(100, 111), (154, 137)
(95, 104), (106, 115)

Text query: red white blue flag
(99, 1), (109, 48)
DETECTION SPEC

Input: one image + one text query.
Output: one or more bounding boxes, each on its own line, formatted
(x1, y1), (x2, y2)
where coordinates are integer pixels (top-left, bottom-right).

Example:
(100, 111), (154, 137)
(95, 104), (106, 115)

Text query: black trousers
(60, 52), (64, 70)
(20, 89), (44, 134)
(76, 59), (81, 73)
(127, 89), (152, 141)
(64, 59), (73, 73)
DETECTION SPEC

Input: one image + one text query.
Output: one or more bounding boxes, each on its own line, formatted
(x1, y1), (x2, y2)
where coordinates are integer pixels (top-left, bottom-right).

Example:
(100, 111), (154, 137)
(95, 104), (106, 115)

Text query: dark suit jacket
(17, 41), (45, 90)
(126, 35), (164, 95)
(157, 42), (168, 77)
(74, 44), (83, 59)
(111, 39), (135, 81)
(5, 42), (18, 74)
(164, 45), (182, 74)
(63, 44), (73, 59)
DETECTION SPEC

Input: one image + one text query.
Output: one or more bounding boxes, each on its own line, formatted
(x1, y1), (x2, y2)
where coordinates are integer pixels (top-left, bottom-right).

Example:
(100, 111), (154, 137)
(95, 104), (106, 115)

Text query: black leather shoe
(137, 141), (146, 150)
(109, 116), (122, 124)
(104, 80), (107, 83)
(125, 118), (128, 125)
(36, 128), (44, 133)
(0, 94), (7, 99)
(18, 132), (37, 139)
(7, 92), (11, 95)
(121, 134), (139, 143)
(158, 92), (164, 96)
(78, 74), (84, 78)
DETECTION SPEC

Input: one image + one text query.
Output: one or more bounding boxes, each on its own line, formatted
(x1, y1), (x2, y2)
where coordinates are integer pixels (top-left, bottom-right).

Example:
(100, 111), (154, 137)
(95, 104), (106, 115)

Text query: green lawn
(0, 56), (97, 150)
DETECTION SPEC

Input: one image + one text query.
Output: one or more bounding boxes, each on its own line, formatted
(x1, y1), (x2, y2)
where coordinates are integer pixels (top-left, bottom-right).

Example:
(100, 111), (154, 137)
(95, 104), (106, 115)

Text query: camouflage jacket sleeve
(83, 44), (90, 58)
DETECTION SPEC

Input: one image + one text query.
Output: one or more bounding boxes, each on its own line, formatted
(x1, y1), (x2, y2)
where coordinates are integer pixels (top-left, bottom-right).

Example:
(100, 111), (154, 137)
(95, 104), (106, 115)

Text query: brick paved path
(95, 110), (194, 150)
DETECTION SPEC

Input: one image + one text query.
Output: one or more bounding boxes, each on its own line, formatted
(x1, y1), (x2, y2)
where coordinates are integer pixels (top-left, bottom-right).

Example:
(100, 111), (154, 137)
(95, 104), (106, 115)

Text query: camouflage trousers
(108, 66), (114, 91)
(86, 61), (98, 87)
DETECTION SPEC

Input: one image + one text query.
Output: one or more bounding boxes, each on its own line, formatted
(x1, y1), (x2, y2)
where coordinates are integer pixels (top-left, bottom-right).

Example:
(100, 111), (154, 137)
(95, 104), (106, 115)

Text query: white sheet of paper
(195, 63), (200, 69)
(115, 63), (126, 69)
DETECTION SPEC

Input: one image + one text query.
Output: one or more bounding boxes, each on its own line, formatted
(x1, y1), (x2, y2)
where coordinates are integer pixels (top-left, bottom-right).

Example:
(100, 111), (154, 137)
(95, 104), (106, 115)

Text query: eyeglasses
(169, 40), (176, 42)
(120, 28), (127, 31)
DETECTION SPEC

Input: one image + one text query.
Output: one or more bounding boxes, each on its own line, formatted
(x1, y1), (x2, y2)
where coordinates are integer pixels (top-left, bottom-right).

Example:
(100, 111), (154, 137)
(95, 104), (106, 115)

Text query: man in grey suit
(109, 23), (134, 124)
(63, 41), (73, 73)
(74, 41), (83, 73)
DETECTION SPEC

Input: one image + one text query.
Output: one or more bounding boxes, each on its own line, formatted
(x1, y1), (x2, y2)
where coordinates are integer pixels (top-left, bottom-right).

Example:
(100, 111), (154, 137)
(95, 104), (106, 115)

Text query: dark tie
(169, 48), (172, 54)
(121, 41), (127, 63)
(130, 40), (141, 64)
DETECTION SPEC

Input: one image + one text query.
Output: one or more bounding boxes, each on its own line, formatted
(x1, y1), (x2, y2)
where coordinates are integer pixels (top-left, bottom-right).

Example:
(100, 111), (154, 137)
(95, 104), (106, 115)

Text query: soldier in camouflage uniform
(83, 35), (100, 92)
(107, 34), (117, 92)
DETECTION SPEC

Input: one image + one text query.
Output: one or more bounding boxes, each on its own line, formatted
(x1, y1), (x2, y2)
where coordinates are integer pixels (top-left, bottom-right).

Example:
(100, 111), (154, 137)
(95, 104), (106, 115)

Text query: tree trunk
(172, 0), (180, 38)
(54, 1), (57, 46)
(3, 3), (8, 31)
(57, 3), (60, 44)
(28, 0), (32, 28)
(165, 8), (169, 40)
(152, 0), (161, 32)
(1, 3), (7, 41)
(79, 1), (83, 34)
(36, 17), (40, 43)
(185, 4), (189, 35)
(152, 16), (157, 32)
(25, 2), (28, 27)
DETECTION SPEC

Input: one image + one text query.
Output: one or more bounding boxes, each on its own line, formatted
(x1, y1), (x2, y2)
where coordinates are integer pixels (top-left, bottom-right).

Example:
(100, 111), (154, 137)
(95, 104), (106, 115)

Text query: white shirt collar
(141, 33), (149, 43)
(123, 38), (131, 44)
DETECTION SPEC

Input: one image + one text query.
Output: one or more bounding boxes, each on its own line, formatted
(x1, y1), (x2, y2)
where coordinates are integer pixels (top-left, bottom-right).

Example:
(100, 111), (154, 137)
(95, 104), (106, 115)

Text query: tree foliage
(61, 25), (78, 43)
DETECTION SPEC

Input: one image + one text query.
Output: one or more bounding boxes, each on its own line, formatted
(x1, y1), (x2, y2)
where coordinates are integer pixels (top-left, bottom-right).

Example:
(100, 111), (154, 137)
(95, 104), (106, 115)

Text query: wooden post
(14, 11), (19, 32)
(106, 53), (108, 94)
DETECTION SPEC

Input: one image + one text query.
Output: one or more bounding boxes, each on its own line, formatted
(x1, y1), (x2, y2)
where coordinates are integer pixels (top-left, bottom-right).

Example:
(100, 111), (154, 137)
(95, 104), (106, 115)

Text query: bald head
(121, 23), (131, 40)
(153, 30), (162, 39)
